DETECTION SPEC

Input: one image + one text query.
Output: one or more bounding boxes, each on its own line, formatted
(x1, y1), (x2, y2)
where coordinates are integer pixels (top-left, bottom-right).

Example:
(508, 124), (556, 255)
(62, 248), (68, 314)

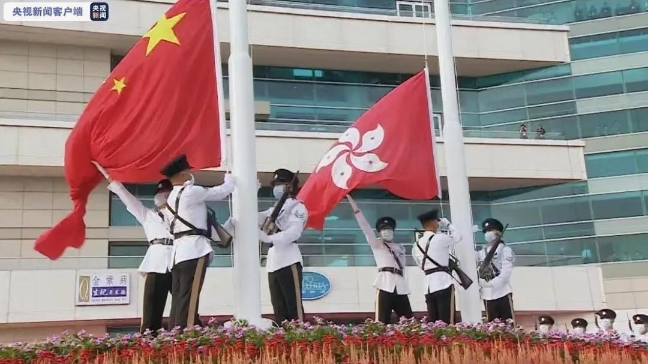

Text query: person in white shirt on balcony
(160, 154), (235, 329)
(346, 196), (413, 324)
(412, 209), (461, 324)
(92, 161), (174, 335)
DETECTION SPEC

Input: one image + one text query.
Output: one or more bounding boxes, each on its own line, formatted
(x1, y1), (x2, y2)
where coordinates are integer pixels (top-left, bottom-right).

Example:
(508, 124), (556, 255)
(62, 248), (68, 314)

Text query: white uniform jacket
(165, 181), (234, 269)
(258, 198), (307, 273)
(476, 244), (515, 300)
(412, 228), (462, 294)
(353, 209), (409, 295)
(108, 181), (173, 276)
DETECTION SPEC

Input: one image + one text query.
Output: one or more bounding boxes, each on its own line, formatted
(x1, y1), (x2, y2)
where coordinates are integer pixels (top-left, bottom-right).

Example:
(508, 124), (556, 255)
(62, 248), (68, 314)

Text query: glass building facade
(108, 0), (648, 269)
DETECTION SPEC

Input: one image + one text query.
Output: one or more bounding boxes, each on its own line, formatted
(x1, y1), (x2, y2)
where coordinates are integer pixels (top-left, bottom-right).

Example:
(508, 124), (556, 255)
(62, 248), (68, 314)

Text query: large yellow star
(142, 12), (186, 56)
(111, 77), (126, 95)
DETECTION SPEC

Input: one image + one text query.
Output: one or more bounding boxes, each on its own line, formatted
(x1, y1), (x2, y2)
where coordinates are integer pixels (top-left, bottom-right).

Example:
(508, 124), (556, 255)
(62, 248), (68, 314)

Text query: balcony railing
(0, 111), (566, 140)
(215, 0), (552, 25)
(0, 252), (629, 271)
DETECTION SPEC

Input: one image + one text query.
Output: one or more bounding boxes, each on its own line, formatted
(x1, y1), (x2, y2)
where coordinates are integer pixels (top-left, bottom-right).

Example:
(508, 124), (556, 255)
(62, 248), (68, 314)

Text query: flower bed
(1, 318), (647, 364)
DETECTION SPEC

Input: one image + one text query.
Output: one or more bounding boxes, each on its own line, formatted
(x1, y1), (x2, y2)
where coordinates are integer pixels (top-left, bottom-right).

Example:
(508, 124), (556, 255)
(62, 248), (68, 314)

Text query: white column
(433, 0), (482, 324)
(227, 0), (272, 329)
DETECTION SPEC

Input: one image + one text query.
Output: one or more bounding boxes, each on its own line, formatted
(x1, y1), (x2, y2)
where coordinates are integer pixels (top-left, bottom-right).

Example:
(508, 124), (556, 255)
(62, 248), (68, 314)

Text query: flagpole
(226, 0), (271, 329)
(433, 0), (482, 324)
(209, 0), (228, 168)
(423, 66), (442, 200)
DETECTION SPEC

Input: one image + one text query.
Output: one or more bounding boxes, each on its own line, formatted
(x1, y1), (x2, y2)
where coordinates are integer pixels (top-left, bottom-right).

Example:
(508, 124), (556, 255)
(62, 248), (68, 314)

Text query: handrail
(0, 111), (566, 140)
(0, 252), (637, 271)
(215, 0), (552, 25)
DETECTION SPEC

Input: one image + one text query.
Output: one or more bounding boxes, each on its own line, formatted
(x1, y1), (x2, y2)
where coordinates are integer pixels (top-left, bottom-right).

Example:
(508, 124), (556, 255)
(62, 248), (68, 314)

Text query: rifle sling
(416, 234), (451, 276)
(165, 187), (209, 239)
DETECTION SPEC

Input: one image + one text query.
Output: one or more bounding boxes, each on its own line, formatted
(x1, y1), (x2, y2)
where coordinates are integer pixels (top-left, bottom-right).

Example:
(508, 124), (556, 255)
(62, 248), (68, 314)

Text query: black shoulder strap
(383, 242), (404, 271)
(416, 234), (446, 270)
(164, 186), (200, 234)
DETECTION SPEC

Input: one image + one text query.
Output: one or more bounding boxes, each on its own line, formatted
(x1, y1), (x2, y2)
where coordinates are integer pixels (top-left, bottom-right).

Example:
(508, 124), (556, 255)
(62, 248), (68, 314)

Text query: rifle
(477, 223), (509, 282)
(260, 171), (299, 263)
(414, 229), (473, 290)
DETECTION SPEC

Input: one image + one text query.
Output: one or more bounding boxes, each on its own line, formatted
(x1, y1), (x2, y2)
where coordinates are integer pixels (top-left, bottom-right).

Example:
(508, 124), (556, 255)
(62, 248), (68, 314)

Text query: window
(579, 110), (630, 138)
(538, 196), (592, 224)
(526, 101), (577, 120)
(108, 242), (232, 268)
(585, 150), (637, 178)
(396, 1), (432, 18)
(623, 67), (648, 94)
(597, 233), (648, 263)
(545, 237), (598, 266)
(524, 77), (574, 105)
(477, 84), (527, 113)
(630, 107), (648, 133)
(573, 71), (624, 99)
(570, 27), (648, 61)
(590, 191), (644, 220)
(529, 115), (580, 140)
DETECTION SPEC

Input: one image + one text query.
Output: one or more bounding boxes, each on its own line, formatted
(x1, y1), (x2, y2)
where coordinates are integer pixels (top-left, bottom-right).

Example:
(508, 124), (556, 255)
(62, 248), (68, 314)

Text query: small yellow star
(142, 12), (186, 56)
(111, 77), (126, 95)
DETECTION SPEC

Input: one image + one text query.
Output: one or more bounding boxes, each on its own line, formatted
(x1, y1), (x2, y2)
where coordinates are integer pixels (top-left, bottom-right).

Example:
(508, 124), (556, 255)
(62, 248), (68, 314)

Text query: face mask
(154, 193), (169, 208)
(600, 319), (612, 329)
(634, 324), (647, 335)
(484, 231), (498, 243)
(380, 229), (394, 242)
(574, 327), (585, 335)
(273, 185), (285, 199)
(538, 325), (550, 334)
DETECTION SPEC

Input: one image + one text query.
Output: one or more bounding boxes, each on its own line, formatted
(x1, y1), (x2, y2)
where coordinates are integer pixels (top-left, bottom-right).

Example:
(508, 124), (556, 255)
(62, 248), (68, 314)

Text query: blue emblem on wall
(301, 271), (331, 300)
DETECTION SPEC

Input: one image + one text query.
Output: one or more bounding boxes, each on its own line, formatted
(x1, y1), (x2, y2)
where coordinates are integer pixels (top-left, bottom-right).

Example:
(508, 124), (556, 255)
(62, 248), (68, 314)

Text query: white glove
(257, 179), (262, 191)
(478, 280), (492, 289)
(258, 230), (273, 243)
(472, 225), (480, 233)
(439, 218), (450, 228)
(223, 173), (235, 185)
(91, 161), (110, 179)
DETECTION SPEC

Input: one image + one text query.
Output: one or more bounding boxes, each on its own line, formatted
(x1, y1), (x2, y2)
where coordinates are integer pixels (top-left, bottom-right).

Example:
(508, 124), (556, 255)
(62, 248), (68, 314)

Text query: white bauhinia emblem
(315, 124), (389, 189)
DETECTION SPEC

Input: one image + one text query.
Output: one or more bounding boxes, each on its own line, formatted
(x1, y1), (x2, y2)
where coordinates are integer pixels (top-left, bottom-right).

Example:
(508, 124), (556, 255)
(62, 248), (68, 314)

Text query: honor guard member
(595, 308), (617, 334)
(476, 218), (516, 323)
(631, 314), (648, 342)
(537, 315), (555, 335)
(257, 169), (308, 324)
(412, 209), (461, 324)
(92, 162), (174, 334)
(571, 318), (588, 335)
(161, 155), (235, 329)
(347, 196), (413, 324)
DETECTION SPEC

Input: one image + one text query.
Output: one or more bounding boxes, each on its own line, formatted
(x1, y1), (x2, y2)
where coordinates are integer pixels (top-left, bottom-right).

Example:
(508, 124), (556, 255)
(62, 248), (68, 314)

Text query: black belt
(149, 238), (173, 245)
(379, 267), (403, 276)
(173, 229), (209, 240)
(424, 267), (450, 275)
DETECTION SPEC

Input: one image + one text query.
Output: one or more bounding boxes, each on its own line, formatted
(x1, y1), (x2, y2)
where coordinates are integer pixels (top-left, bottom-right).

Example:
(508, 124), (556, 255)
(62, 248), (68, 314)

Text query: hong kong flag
(297, 69), (441, 230)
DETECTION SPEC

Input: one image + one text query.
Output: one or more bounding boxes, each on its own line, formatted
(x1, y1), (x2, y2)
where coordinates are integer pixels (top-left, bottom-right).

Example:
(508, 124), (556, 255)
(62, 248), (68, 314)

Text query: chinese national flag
(297, 70), (441, 230)
(34, 0), (224, 259)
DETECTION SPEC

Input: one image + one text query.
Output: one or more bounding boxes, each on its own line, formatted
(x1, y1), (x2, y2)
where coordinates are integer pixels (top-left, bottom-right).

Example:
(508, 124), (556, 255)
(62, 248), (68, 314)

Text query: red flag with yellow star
(34, 0), (225, 259)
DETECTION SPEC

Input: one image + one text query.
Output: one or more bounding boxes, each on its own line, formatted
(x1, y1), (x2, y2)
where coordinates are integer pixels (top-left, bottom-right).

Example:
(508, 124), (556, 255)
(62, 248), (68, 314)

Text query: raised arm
(188, 174), (235, 202)
(92, 161), (149, 225)
(488, 246), (515, 290)
(437, 218), (462, 247)
(108, 181), (149, 225)
(347, 196), (379, 248)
